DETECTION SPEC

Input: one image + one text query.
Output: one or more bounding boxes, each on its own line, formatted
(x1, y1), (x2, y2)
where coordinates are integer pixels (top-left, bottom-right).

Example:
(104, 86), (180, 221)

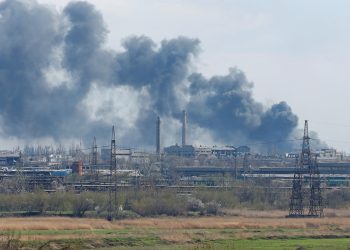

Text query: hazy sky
(31, 0), (350, 152)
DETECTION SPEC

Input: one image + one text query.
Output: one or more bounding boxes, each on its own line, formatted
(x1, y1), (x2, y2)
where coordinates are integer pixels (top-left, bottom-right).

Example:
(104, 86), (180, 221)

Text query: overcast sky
(34, 0), (350, 152)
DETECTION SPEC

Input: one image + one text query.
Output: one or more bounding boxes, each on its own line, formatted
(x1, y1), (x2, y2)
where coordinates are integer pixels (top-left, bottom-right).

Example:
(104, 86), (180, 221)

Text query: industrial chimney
(156, 116), (161, 154)
(182, 110), (187, 146)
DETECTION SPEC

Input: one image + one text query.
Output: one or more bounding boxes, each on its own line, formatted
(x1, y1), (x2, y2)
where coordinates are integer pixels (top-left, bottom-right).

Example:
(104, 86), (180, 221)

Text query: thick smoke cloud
(187, 69), (298, 150)
(0, 0), (299, 151)
(0, 0), (63, 137)
(116, 35), (200, 116)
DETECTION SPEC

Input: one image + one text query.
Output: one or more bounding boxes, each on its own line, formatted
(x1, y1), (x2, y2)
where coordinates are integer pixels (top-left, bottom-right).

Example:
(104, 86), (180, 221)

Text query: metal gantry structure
(289, 120), (323, 217)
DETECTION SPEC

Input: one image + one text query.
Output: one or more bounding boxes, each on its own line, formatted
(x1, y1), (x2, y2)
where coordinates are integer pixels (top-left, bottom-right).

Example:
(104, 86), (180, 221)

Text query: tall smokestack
(182, 110), (187, 146)
(156, 116), (161, 154)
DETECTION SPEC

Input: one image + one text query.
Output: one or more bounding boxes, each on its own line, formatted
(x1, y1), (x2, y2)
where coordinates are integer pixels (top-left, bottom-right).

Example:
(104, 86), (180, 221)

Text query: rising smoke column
(0, 0), (64, 137)
(187, 68), (298, 149)
(116, 35), (200, 115)
(0, 0), (299, 151)
(114, 35), (200, 145)
(0, 0), (114, 140)
(63, 1), (115, 87)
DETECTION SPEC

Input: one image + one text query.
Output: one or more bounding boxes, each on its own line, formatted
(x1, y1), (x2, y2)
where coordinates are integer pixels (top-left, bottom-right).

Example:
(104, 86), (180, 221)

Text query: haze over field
(1, 0), (347, 151)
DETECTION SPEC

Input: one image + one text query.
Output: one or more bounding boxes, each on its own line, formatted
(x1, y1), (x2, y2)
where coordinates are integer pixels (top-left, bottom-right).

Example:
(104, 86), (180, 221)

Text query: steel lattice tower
(289, 156), (304, 217)
(289, 120), (323, 217)
(308, 156), (323, 217)
(91, 137), (98, 174)
(107, 126), (117, 221)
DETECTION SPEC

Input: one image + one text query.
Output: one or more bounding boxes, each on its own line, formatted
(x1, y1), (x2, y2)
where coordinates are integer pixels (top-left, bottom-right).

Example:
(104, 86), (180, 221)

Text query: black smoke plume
(0, 0), (299, 151)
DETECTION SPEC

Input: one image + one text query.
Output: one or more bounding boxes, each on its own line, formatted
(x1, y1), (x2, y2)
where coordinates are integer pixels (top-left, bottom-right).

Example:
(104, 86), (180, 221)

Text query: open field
(1, 210), (350, 249)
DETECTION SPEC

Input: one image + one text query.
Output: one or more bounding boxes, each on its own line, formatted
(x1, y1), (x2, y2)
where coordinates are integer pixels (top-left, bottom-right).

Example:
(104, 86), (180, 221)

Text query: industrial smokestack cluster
(182, 110), (187, 146)
(156, 110), (188, 153)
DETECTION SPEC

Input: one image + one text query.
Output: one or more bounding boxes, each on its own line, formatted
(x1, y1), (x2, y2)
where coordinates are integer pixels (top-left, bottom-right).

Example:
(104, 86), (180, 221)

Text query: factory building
(211, 146), (236, 158)
(164, 144), (196, 157)
(0, 151), (20, 166)
(316, 148), (345, 161)
(195, 146), (213, 158)
(162, 110), (250, 158)
(285, 148), (347, 162)
(164, 144), (247, 159)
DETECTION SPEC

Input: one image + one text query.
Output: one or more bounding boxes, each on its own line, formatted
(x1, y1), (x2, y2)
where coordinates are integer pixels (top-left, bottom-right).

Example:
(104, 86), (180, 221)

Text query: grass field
(1, 209), (350, 249)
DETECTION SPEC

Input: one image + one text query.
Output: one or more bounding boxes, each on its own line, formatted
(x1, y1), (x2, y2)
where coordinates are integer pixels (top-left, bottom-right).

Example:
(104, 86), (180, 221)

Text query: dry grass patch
(118, 217), (250, 229)
(1, 211), (350, 233)
(118, 216), (350, 231)
(0, 233), (102, 241)
(324, 208), (350, 217)
(223, 209), (287, 218)
(0, 217), (122, 231)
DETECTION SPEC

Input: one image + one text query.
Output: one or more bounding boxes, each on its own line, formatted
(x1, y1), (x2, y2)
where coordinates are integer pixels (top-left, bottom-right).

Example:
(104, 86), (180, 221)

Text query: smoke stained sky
(1, 0), (349, 152)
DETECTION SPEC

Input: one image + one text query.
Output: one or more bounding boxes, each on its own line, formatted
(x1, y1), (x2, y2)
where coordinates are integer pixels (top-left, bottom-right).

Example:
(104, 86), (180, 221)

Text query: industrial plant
(0, 109), (348, 212)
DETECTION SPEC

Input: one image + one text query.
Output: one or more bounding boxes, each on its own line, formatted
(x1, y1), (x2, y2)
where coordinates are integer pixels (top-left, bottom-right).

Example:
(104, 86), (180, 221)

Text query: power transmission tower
(91, 137), (97, 174)
(107, 126), (117, 221)
(289, 120), (323, 217)
(289, 156), (304, 217)
(308, 156), (323, 217)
